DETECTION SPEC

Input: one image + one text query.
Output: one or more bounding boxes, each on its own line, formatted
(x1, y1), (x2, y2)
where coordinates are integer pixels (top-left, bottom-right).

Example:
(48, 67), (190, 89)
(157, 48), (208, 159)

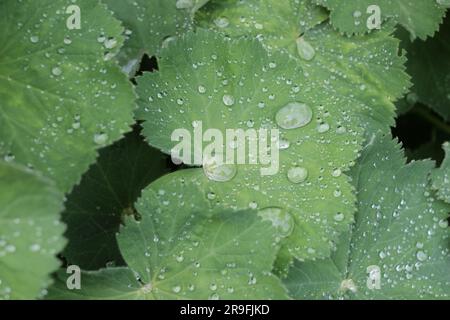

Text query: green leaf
(432, 141), (450, 203)
(398, 15), (450, 120)
(285, 134), (450, 299)
(136, 29), (363, 261)
(197, 0), (411, 131)
(0, 161), (65, 299)
(47, 267), (146, 300)
(0, 0), (135, 192)
(61, 128), (170, 270)
(48, 189), (288, 299)
(103, 0), (209, 76)
(313, 0), (447, 40)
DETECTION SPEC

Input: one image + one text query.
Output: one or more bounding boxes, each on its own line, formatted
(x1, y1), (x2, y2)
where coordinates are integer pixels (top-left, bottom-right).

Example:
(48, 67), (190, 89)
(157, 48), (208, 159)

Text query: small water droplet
(222, 94), (235, 107)
(198, 85), (206, 94)
(172, 285), (181, 293)
(317, 122), (330, 133)
(52, 67), (62, 76)
(416, 250), (428, 262)
(334, 212), (345, 222)
(94, 133), (108, 145)
(30, 35), (39, 43)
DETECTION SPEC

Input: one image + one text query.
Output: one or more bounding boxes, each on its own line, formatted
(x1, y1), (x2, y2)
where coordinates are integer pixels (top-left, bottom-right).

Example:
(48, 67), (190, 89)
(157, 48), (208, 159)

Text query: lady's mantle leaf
(0, 0), (135, 192)
(313, 0), (447, 40)
(197, 0), (410, 131)
(432, 142), (450, 203)
(0, 161), (65, 299)
(285, 134), (450, 299)
(62, 128), (170, 270)
(48, 201), (288, 299)
(103, 0), (210, 76)
(136, 29), (363, 261)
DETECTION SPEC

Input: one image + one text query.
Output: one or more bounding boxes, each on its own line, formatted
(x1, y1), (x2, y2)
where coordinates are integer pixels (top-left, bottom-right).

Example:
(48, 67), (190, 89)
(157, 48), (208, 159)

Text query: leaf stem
(412, 106), (450, 136)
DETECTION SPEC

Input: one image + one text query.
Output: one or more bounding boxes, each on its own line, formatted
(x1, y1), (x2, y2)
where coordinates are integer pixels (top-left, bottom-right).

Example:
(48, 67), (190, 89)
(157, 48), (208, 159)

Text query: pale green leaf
(285, 134), (450, 299)
(314, 0), (446, 39)
(0, 0), (135, 192)
(136, 29), (363, 261)
(0, 161), (65, 299)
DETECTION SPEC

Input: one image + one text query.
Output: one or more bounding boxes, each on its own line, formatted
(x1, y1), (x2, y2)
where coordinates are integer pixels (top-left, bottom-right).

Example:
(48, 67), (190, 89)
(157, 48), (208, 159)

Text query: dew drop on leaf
(258, 207), (294, 237)
(275, 102), (312, 129)
(296, 37), (315, 61)
(287, 167), (308, 184)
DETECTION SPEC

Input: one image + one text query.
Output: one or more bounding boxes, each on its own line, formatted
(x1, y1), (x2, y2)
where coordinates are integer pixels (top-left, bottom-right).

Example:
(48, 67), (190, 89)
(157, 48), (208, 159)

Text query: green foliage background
(0, 0), (449, 300)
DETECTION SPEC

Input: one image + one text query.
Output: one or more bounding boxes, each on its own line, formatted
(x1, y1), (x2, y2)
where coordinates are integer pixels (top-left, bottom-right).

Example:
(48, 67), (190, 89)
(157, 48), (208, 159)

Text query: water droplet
(277, 138), (290, 150)
(176, 98), (184, 105)
(198, 85), (206, 94)
(222, 94), (235, 107)
(416, 250), (428, 262)
(287, 167), (308, 184)
(249, 201), (258, 209)
(258, 207), (294, 237)
(296, 37), (315, 61)
(52, 67), (62, 76)
(334, 212), (345, 222)
(209, 283), (217, 291)
(214, 17), (229, 28)
(176, 0), (193, 9)
(203, 153), (237, 182)
(275, 102), (312, 129)
(94, 133), (108, 145)
(172, 285), (181, 293)
(104, 37), (118, 49)
(317, 122), (330, 133)
(30, 35), (39, 43)
(438, 219), (448, 228)
(64, 37), (72, 45)
(207, 192), (216, 200)
(353, 10), (362, 18)
(4, 153), (15, 162)
(332, 168), (342, 177)
(29, 244), (41, 252)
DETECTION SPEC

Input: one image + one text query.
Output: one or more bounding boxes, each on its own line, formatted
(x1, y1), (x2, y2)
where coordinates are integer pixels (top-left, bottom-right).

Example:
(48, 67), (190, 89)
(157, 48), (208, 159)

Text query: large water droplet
(296, 37), (315, 61)
(222, 94), (235, 107)
(416, 250), (428, 262)
(258, 207), (294, 237)
(275, 102), (312, 129)
(287, 167), (308, 184)
(203, 153), (237, 182)
(214, 17), (230, 28)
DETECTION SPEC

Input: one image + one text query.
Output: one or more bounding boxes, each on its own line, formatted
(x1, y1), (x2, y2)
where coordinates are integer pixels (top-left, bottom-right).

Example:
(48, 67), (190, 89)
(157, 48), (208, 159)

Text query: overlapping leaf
(48, 182), (288, 299)
(0, 0), (135, 192)
(432, 142), (450, 203)
(62, 128), (170, 270)
(0, 161), (65, 299)
(136, 29), (362, 262)
(285, 134), (450, 299)
(103, 0), (210, 76)
(313, 0), (447, 39)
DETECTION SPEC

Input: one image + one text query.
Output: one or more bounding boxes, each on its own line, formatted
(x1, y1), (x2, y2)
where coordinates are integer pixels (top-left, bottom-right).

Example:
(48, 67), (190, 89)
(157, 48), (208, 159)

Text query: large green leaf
(0, 0), (135, 192)
(432, 142), (450, 203)
(313, 0), (447, 39)
(0, 161), (65, 299)
(399, 15), (450, 120)
(285, 134), (450, 299)
(103, 0), (210, 76)
(48, 192), (288, 299)
(62, 128), (170, 270)
(197, 0), (410, 131)
(136, 29), (363, 262)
